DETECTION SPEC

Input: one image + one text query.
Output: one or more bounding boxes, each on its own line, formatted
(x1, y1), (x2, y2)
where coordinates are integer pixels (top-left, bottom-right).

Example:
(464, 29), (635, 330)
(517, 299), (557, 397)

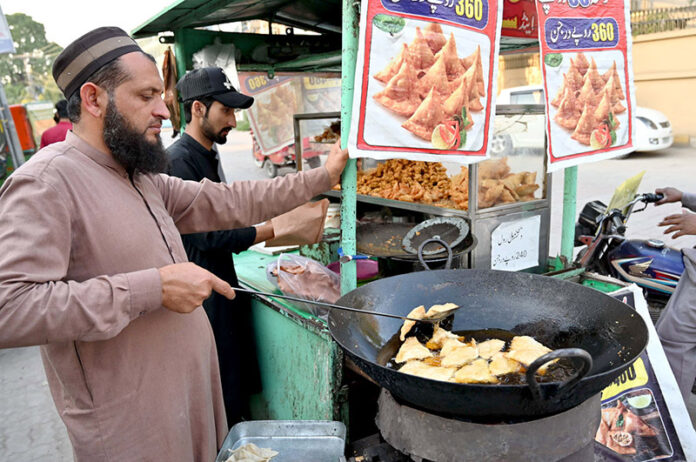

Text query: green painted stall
(132, 0), (582, 429)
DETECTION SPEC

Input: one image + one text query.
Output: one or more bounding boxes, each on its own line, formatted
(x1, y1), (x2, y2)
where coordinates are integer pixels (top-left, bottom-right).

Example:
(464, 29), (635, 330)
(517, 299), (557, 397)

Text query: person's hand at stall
(159, 262), (236, 313)
(659, 210), (696, 239)
(324, 138), (349, 186)
(655, 187), (683, 205)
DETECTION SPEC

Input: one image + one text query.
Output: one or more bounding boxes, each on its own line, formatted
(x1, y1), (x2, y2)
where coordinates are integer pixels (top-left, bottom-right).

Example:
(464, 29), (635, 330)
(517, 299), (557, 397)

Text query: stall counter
(233, 249), (347, 423)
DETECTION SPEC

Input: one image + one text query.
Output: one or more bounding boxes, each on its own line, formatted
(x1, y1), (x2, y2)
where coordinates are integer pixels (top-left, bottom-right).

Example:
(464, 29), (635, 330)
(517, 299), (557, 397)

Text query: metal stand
(0, 82), (25, 169)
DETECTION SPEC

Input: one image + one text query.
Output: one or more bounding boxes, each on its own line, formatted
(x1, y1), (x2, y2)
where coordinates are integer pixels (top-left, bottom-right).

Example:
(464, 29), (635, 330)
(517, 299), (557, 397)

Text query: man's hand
(658, 209), (696, 239)
(324, 138), (349, 186)
(159, 262), (235, 313)
(655, 187), (683, 205)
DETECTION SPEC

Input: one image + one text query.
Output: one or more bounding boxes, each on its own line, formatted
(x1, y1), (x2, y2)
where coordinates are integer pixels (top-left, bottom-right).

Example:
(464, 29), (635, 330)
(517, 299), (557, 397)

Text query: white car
(493, 85), (673, 155)
(633, 106), (673, 152)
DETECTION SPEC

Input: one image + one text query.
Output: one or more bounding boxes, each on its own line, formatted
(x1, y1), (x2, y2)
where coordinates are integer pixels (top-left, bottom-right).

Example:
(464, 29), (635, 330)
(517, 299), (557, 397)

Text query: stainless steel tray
(215, 420), (346, 462)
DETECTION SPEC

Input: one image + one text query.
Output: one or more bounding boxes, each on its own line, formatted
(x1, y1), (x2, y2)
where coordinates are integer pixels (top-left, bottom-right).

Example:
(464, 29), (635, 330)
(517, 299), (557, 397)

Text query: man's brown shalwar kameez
(0, 132), (331, 461)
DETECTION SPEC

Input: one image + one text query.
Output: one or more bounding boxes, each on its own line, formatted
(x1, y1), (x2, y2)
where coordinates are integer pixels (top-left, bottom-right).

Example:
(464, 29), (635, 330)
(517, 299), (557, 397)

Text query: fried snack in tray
(314, 120), (341, 143)
(395, 303), (557, 384)
(225, 442), (278, 461)
(357, 159), (452, 205)
(357, 158), (539, 210)
(449, 158), (540, 210)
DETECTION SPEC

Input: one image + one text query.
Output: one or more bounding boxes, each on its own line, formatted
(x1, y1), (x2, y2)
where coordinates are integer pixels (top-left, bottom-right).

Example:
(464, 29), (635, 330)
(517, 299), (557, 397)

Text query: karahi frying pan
(328, 269), (648, 420)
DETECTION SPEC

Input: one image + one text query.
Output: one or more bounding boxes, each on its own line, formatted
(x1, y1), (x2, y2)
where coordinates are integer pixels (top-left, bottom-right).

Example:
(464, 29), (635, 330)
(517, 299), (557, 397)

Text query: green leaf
(608, 112), (617, 129)
(458, 129), (467, 149)
(616, 413), (624, 428)
(373, 14), (406, 35)
(544, 53), (563, 68)
(461, 107), (471, 129)
(610, 130), (617, 146)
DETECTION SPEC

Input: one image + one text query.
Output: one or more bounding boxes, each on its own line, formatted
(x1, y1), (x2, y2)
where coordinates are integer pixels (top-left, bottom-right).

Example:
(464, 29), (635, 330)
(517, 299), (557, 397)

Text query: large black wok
(328, 269), (648, 420)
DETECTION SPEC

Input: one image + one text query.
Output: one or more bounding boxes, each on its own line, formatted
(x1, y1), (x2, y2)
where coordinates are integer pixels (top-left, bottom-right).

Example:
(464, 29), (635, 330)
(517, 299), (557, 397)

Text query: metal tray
(215, 420), (346, 462)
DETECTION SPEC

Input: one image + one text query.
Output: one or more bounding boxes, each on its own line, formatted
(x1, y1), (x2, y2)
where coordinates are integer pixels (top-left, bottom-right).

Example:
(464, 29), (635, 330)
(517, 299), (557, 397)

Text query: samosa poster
(536, 0), (637, 171)
(349, 0), (503, 163)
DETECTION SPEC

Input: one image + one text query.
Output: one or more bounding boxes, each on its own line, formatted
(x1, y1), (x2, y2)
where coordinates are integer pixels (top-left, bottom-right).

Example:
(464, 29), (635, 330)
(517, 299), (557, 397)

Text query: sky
(1, 0), (175, 47)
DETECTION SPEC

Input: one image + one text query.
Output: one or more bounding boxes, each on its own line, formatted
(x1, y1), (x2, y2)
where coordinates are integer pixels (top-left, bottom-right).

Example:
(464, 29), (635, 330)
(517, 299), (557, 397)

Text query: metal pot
(356, 222), (477, 276)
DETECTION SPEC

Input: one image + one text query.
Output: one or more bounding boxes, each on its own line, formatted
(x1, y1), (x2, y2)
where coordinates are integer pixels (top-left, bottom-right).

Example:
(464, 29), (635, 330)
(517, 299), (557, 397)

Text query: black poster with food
(594, 289), (689, 461)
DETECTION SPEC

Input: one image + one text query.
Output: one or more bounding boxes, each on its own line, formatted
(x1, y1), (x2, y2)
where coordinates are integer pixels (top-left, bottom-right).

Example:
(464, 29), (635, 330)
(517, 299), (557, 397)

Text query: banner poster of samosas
(240, 73), (299, 156)
(594, 287), (696, 461)
(536, 0), (637, 172)
(240, 73), (341, 156)
(348, 0), (503, 164)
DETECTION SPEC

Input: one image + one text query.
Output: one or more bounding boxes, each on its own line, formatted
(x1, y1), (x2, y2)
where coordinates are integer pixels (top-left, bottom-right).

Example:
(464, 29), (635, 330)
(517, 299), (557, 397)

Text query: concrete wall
(497, 28), (696, 142)
(632, 28), (696, 141)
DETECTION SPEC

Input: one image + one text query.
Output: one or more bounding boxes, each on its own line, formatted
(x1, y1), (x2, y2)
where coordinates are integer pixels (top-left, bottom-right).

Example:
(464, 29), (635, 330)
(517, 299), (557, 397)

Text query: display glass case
(292, 112), (340, 172)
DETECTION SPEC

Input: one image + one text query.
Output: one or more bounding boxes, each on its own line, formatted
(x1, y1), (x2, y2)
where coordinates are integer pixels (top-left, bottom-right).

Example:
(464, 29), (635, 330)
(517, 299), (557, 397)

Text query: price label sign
(348, 0), (503, 163)
(490, 215), (540, 271)
(535, 0), (637, 171)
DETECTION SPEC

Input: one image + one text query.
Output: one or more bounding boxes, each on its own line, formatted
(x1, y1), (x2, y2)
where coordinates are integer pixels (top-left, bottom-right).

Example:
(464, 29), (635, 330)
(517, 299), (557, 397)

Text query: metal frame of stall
(132, 0), (580, 427)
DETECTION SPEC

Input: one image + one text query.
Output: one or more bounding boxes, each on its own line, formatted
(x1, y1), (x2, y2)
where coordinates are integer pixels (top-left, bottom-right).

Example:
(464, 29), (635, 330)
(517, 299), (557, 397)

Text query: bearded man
(0, 27), (347, 461)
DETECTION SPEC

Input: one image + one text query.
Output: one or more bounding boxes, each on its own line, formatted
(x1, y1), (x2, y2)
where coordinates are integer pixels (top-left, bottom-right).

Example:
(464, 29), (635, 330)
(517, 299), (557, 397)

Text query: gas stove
(346, 390), (601, 462)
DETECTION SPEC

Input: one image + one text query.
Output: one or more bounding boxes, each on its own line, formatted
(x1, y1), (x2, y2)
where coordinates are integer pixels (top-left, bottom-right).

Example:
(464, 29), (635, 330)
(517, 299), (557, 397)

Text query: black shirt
(167, 132), (260, 426)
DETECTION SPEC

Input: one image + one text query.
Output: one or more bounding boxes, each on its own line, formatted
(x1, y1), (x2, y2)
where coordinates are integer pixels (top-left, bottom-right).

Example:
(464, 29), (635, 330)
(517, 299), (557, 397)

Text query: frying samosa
(396, 336), (432, 363)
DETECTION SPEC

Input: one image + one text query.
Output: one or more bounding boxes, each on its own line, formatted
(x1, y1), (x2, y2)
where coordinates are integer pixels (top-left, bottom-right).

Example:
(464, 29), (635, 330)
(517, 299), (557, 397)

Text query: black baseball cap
(176, 67), (254, 109)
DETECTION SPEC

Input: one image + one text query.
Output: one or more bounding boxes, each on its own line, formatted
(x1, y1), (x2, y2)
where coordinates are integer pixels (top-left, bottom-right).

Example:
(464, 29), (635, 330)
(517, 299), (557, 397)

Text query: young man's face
(199, 100), (237, 145)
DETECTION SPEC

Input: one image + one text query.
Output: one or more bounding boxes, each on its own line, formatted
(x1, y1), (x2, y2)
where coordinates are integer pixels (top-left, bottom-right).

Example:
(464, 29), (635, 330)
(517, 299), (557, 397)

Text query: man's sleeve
(682, 192), (696, 212)
(168, 149), (258, 253)
(154, 166), (332, 234)
(0, 174), (162, 348)
(183, 227), (257, 254)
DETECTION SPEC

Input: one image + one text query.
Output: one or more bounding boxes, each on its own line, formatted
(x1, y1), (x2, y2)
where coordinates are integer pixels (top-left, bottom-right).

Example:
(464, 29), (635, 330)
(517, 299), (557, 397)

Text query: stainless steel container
(215, 420), (346, 462)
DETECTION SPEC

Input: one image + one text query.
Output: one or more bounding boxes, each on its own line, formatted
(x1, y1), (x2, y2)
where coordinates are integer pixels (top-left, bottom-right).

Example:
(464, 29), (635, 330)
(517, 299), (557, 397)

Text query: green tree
(0, 13), (63, 104)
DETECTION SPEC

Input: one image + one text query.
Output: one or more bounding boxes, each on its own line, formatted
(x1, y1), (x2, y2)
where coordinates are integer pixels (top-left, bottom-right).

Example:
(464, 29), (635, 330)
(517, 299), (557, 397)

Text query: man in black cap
(168, 68), (332, 427)
(0, 27), (347, 461)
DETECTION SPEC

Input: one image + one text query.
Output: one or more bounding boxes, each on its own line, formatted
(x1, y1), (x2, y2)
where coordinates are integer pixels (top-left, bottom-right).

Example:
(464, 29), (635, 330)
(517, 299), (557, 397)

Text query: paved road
(1, 131), (694, 460)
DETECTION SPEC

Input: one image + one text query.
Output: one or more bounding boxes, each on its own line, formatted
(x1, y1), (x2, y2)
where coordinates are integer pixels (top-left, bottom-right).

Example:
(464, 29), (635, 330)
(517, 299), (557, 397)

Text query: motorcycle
(574, 192), (684, 310)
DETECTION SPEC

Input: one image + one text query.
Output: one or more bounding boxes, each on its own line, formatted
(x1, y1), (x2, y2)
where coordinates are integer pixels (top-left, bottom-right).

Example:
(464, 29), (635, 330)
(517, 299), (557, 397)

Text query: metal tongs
(231, 286), (461, 323)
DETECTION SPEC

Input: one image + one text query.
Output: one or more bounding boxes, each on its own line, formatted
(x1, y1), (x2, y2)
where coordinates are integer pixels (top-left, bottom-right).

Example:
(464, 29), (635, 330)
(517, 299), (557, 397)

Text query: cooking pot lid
(402, 217), (470, 256)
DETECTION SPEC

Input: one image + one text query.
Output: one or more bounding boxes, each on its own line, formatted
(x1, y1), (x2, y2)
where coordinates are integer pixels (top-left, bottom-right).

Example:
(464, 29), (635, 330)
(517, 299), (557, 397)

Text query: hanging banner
(535, 0), (636, 172)
(0, 6), (15, 55)
(594, 286), (696, 461)
(239, 73), (341, 156)
(348, 0), (503, 164)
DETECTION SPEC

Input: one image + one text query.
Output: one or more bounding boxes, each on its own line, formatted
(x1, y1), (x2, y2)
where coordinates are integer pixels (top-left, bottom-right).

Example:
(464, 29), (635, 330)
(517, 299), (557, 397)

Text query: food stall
(133, 1), (696, 460)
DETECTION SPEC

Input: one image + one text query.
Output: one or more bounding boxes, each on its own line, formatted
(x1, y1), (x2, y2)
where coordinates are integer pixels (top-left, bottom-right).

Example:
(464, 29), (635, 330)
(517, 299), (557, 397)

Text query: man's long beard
(103, 99), (168, 175)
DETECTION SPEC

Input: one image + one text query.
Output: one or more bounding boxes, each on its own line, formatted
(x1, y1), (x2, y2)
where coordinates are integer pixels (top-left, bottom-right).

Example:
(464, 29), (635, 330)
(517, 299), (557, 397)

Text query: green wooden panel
(235, 250), (345, 421)
(248, 297), (343, 420)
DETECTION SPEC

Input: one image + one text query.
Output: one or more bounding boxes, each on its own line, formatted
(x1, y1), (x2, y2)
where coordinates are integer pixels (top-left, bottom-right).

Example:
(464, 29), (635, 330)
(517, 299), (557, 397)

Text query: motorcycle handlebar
(642, 193), (664, 203)
(611, 214), (626, 234)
